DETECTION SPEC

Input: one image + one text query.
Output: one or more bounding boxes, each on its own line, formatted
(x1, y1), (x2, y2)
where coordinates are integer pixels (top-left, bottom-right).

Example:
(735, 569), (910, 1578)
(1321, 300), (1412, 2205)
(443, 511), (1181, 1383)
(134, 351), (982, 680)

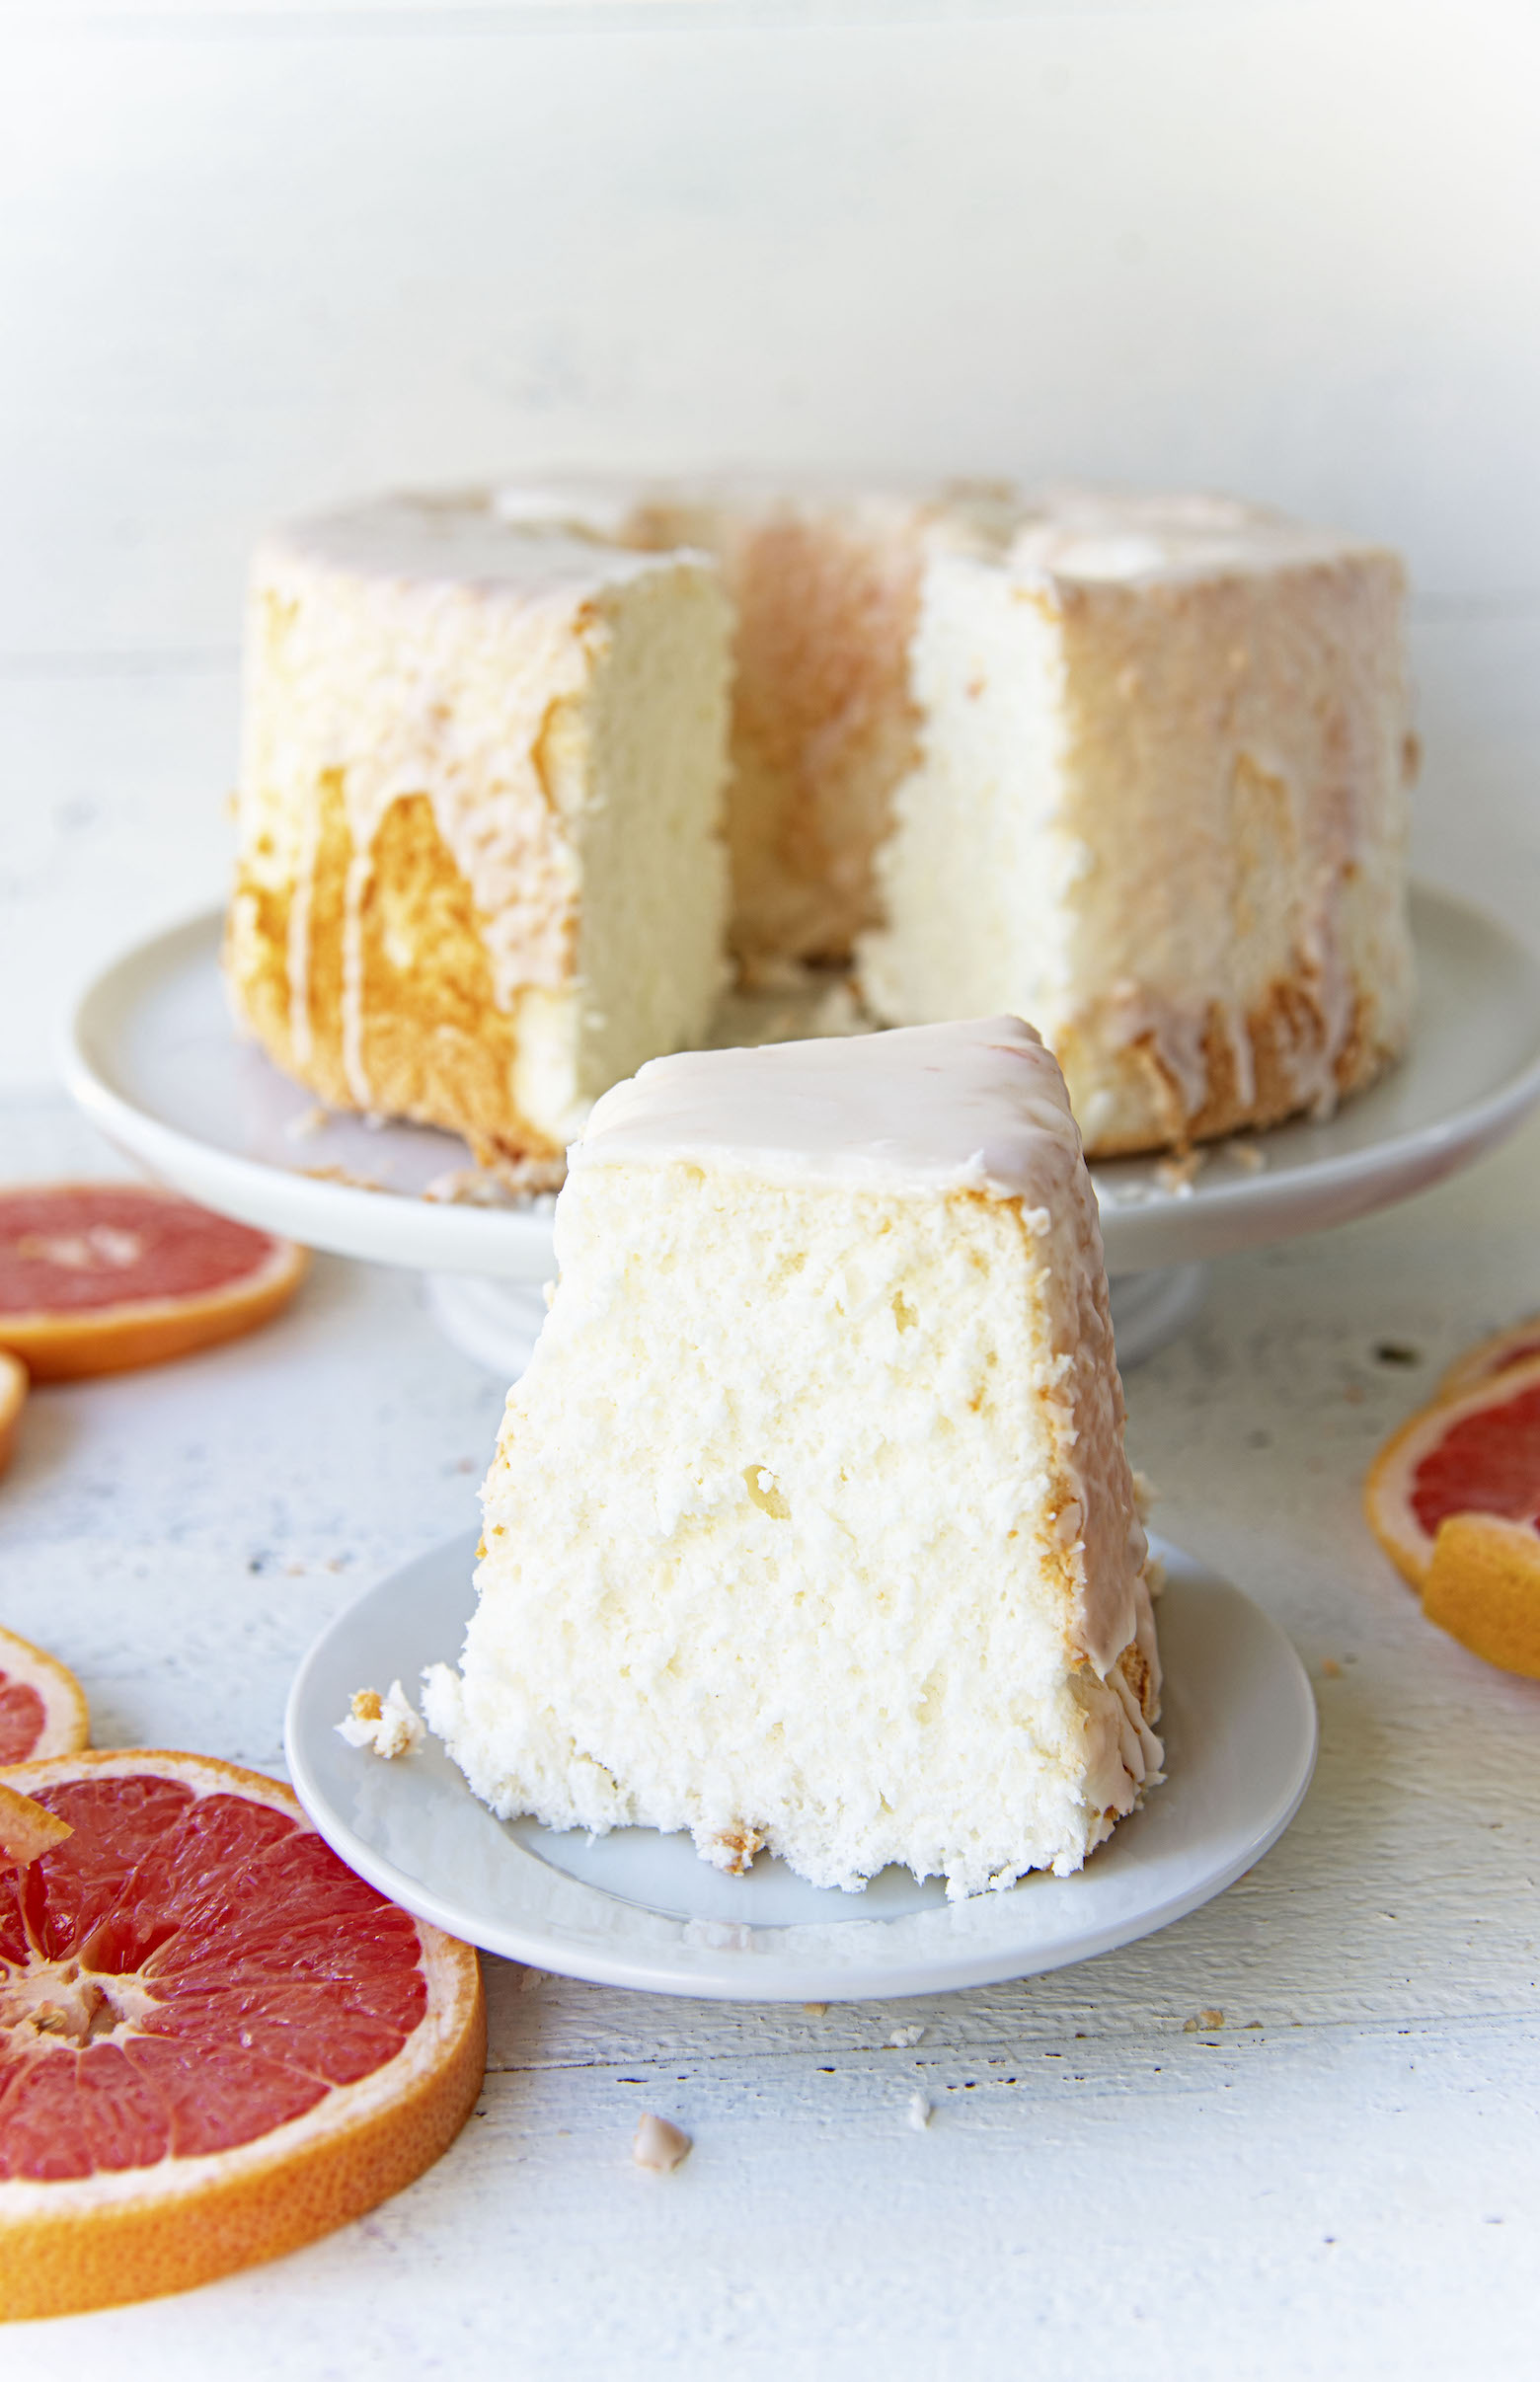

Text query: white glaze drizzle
(256, 499), (673, 1021)
(285, 802), (320, 1070)
(991, 493), (1406, 1132)
(340, 844), (375, 1110)
(1003, 488), (1389, 588)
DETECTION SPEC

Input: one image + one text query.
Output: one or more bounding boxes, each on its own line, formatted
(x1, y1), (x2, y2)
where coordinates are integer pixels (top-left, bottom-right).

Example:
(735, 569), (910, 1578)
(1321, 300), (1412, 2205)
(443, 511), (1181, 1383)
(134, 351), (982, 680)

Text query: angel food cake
(226, 500), (732, 1166)
(228, 480), (1414, 1164)
(424, 1017), (1163, 1898)
(860, 492), (1417, 1154)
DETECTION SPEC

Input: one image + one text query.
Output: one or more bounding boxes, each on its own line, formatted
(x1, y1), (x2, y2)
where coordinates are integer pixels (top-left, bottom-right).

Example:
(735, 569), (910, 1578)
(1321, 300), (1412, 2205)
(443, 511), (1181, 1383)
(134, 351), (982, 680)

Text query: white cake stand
(63, 885), (1540, 1373)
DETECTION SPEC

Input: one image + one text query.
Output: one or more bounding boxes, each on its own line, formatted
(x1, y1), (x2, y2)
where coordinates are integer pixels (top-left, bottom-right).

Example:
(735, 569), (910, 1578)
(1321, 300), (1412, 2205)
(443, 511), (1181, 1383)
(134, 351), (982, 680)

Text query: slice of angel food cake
(424, 1017), (1162, 1898)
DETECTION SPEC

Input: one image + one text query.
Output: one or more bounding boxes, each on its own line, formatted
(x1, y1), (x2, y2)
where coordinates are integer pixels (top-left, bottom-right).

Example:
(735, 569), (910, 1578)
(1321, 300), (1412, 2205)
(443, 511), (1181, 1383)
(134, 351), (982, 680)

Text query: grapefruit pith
(0, 1627), (90, 1767)
(0, 1354), (23, 1481)
(0, 1184), (306, 1381)
(0, 1750), (485, 2320)
(1439, 1315), (1540, 1403)
(0, 1783), (72, 1867)
(1363, 1353), (1540, 1591)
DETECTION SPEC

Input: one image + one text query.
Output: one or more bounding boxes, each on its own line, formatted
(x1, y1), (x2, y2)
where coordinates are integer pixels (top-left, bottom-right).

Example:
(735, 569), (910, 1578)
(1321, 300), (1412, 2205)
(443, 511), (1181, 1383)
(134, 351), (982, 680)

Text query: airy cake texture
(497, 477), (1012, 965)
(860, 492), (1417, 1154)
(424, 1017), (1162, 1899)
(226, 498), (732, 1166)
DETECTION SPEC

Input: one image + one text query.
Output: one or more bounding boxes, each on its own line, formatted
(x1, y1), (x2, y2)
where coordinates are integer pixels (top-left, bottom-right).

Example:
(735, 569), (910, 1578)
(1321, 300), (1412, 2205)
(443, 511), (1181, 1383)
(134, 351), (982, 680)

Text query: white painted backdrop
(2, 0), (1539, 1087)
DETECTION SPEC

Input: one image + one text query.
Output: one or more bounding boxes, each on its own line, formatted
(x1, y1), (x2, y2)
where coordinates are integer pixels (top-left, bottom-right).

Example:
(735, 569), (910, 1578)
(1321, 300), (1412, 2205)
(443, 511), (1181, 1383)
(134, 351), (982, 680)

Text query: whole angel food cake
(424, 1016), (1162, 1898)
(226, 499), (732, 1168)
(227, 479), (1414, 1165)
(860, 491), (1417, 1153)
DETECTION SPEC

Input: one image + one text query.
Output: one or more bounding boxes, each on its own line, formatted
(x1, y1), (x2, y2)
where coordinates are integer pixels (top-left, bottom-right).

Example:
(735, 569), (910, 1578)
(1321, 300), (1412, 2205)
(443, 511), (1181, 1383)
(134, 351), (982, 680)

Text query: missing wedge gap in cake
(421, 1015), (1163, 1904)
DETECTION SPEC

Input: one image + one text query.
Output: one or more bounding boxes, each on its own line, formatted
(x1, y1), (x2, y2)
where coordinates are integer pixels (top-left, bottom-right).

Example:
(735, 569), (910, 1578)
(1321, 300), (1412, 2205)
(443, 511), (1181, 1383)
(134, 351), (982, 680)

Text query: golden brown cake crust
(227, 782), (561, 1167)
(1057, 974), (1399, 1160)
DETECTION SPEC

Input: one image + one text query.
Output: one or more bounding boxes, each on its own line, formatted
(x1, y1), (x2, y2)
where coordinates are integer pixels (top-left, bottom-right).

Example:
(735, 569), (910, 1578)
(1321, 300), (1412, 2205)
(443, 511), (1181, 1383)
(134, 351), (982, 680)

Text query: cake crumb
(1156, 1150), (1202, 1194)
(804, 2002), (827, 2017)
(424, 1168), (515, 1207)
(632, 2113), (692, 2174)
(282, 1105), (331, 1143)
(906, 2091), (933, 2132)
(337, 1680), (425, 1759)
(1320, 1657), (1343, 1679)
(484, 1150), (568, 1199)
(302, 1164), (388, 1192)
(1184, 2009), (1224, 2033)
(888, 2024), (926, 2048)
(1227, 1140), (1266, 1173)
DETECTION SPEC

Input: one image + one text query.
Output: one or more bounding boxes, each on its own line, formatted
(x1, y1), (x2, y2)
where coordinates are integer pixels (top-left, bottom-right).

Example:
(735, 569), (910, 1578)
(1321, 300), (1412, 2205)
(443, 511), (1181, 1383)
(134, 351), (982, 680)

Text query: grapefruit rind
(1439, 1316), (1540, 1404)
(0, 1354), (23, 1481)
(0, 1749), (485, 2322)
(1424, 1514), (1540, 1680)
(0, 1225), (307, 1382)
(1363, 1352), (1540, 1591)
(0, 1625), (90, 1766)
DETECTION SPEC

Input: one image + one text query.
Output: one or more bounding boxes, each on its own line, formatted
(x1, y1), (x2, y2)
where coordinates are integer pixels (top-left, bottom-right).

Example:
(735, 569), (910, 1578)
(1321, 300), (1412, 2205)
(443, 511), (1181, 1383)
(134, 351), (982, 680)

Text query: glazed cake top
(573, 1016), (1084, 1201)
(994, 489), (1397, 590)
(260, 493), (669, 598)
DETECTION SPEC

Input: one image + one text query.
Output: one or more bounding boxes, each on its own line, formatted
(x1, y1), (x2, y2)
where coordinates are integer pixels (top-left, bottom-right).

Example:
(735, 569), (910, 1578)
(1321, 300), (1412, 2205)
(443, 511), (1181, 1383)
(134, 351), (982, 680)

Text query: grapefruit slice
(1363, 1353), (1540, 1590)
(0, 1749), (485, 2320)
(1439, 1316), (1540, 1403)
(0, 1184), (306, 1381)
(0, 1353), (23, 1481)
(0, 1627), (90, 1766)
(1424, 1513), (1540, 1679)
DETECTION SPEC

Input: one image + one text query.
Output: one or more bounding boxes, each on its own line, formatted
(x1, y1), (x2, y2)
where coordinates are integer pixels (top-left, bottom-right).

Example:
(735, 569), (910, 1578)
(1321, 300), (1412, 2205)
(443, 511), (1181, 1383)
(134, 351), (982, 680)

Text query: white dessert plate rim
(283, 1529), (1318, 2003)
(62, 882), (1540, 1279)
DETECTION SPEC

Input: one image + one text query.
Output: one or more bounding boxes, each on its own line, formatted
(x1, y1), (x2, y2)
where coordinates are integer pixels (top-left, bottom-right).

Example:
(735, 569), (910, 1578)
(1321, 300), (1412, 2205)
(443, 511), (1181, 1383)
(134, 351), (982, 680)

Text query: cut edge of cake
(424, 1016), (1163, 1901)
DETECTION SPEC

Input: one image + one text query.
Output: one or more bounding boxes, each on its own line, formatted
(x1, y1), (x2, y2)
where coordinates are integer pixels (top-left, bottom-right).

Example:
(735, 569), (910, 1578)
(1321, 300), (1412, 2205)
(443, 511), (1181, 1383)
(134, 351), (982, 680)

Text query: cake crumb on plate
(337, 1680), (425, 1759)
(633, 2113), (692, 2174)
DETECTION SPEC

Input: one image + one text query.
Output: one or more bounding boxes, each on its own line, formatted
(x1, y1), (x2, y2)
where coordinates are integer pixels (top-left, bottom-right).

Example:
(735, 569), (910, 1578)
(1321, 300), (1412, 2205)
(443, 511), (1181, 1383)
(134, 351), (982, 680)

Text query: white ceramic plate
(64, 886), (1540, 1282)
(284, 1531), (1317, 2003)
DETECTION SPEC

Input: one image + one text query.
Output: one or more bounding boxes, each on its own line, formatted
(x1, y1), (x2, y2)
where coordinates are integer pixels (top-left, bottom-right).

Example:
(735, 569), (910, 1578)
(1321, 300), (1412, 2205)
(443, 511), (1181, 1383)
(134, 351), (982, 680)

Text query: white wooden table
(5, 1073), (1540, 2376)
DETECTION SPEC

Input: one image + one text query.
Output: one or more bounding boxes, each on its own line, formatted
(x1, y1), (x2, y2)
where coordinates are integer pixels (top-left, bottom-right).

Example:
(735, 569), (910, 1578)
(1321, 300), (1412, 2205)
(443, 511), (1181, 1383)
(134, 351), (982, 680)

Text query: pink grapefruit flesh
(0, 1749), (484, 2319)
(0, 1626), (89, 1767)
(1364, 1353), (1540, 1590)
(0, 1184), (306, 1380)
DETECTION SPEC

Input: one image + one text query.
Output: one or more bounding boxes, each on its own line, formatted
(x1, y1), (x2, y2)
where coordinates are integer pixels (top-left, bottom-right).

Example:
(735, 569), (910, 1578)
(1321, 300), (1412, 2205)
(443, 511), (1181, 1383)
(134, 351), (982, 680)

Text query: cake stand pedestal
(62, 886), (1540, 1379)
